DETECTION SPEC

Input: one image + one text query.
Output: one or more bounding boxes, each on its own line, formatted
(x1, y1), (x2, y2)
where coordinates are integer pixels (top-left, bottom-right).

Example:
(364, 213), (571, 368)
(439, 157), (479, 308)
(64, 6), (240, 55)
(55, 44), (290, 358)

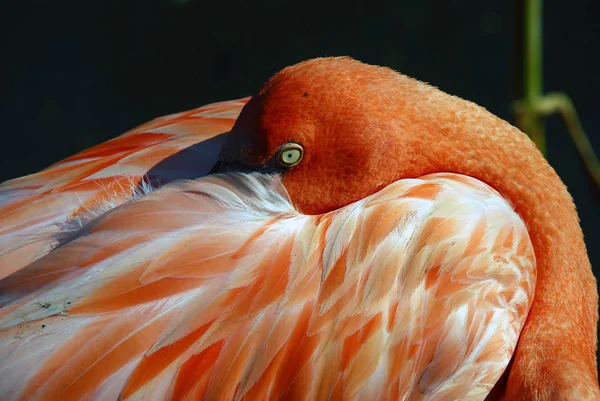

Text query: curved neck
(447, 116), (596, 372)
(386, 90), (598, 388)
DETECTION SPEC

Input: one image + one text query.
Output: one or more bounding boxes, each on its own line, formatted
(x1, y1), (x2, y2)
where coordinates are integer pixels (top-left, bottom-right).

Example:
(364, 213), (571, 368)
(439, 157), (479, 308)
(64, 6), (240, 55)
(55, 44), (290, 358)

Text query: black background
(1, 1), (599, 297)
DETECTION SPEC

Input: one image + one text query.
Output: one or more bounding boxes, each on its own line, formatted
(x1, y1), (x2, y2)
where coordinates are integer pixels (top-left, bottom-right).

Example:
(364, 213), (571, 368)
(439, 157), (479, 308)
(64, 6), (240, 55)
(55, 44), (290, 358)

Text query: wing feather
(0, 98), (249, 280)
(0, 172), (535, 401)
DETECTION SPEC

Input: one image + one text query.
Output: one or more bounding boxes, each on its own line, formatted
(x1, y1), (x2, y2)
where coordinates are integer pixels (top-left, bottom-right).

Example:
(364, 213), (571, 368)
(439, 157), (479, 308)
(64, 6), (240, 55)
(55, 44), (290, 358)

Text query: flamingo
(0, 57), (598, 401)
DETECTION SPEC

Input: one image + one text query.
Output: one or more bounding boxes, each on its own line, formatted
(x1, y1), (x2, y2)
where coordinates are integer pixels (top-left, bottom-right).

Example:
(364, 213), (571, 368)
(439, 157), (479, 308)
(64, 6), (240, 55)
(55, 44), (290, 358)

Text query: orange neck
(381, 84), (599, 393)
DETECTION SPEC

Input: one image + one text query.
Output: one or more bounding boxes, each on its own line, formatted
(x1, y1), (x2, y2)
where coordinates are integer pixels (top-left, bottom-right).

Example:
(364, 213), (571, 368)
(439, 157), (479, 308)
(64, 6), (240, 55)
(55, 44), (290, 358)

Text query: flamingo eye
(277, 143), (303, 167)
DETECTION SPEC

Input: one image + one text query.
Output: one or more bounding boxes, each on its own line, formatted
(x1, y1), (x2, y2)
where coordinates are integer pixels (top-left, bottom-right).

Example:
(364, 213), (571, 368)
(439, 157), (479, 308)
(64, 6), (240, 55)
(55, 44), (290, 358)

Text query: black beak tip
(208, 160), (257, 175)
(208, 160), (227, 175)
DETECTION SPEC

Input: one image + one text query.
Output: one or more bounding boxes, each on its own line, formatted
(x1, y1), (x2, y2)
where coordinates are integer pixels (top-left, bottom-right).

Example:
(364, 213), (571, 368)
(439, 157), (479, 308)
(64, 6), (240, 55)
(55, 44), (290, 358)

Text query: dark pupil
(286, 153), (292, 159)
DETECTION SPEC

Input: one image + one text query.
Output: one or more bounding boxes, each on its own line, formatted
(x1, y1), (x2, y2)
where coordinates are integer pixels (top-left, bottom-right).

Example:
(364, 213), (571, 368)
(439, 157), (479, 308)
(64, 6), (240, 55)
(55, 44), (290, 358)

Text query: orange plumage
(0, 57), (597, 400)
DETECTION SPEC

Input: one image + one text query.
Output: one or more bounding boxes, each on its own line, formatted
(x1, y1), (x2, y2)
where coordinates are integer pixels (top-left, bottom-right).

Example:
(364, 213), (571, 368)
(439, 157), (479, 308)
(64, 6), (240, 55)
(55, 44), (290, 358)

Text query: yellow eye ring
(277, 143), (304, 167)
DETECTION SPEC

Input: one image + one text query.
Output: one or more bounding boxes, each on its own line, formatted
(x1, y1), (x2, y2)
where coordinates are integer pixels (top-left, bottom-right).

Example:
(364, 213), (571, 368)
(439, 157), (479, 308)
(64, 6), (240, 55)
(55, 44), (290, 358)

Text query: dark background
(1, 1), (598, 273)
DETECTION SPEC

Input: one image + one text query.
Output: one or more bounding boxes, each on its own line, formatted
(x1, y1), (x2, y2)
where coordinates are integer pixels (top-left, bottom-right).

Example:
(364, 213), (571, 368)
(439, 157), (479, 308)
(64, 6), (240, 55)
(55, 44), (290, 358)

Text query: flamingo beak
(209, 158), (287, 176)
(208, 160), (254, 175)
(209, 128), (285, 176)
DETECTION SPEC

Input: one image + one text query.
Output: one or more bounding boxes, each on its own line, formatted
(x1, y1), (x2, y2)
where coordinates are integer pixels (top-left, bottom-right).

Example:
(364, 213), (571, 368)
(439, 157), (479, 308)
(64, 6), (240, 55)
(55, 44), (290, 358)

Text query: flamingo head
(215, 57), (468, 214)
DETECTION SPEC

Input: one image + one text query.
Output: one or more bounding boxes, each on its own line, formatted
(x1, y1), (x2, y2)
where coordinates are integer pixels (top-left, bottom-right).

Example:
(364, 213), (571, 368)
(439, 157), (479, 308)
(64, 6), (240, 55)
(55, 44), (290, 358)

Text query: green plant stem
(523, 0), (546, 154)
(515, 1), (600, 190)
